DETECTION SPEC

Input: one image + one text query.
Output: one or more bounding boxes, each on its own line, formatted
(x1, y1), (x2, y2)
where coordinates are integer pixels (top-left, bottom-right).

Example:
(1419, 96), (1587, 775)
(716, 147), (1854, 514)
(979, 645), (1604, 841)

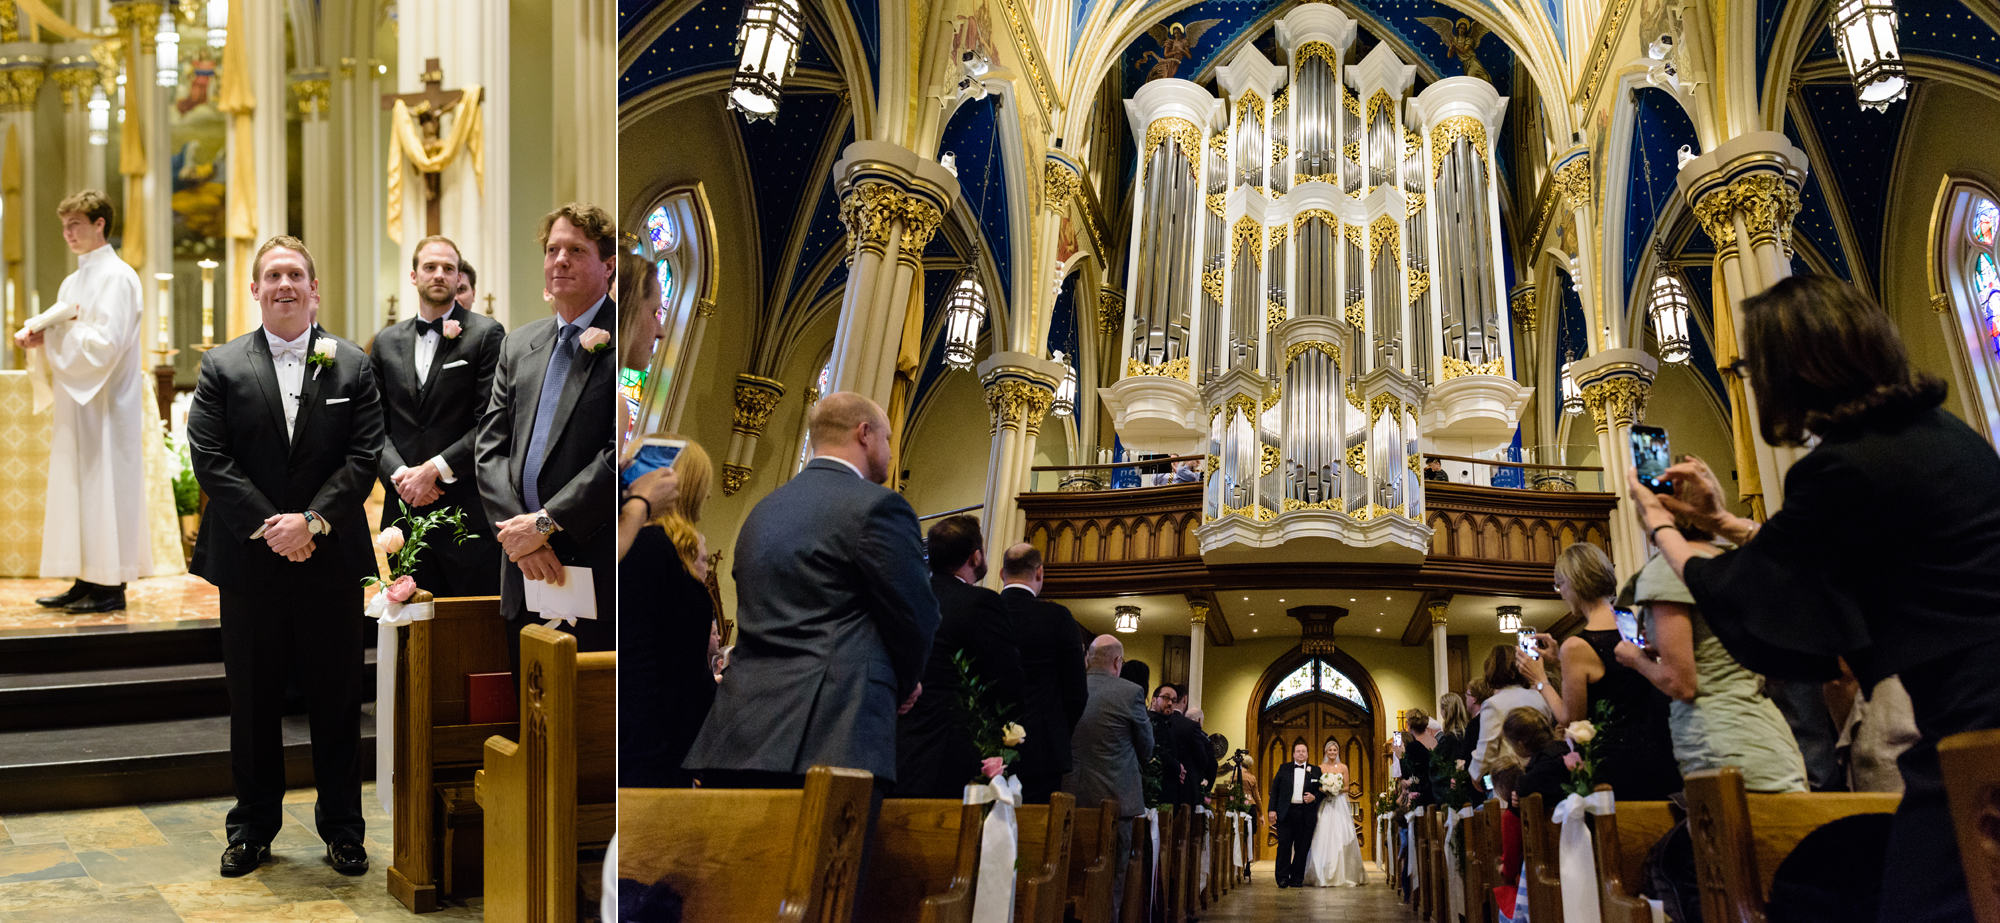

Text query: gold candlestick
(195, 259), (218, 351)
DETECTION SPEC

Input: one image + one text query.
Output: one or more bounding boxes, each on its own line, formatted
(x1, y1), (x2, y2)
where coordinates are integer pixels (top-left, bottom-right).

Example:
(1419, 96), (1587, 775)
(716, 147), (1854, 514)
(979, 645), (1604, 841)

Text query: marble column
(1571, 348), (1658, 575)
(829, 140), (959, 407)
(0, 46), (45, 369)
(977, 352), (1062, 586)
(551, 0), (614, 211)
(718, 374), (785, 496)
(1429, 601), (1449, 704)
(1678, 133), (1811, 518)
(1188, 600), (1209, 712)
(1508, 284), (1540, 444)
(50, 48), (100, 202)
(1028, 154), (1082, 353)
(1550, 147), (1607, 351)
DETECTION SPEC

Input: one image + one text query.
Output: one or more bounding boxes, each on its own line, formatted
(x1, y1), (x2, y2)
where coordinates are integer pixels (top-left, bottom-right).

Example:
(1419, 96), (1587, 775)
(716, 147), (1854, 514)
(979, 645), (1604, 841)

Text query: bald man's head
(807, 391), (892, 484)
(1000, 542), (1043, 593)
(1086, 634), (1125, 673)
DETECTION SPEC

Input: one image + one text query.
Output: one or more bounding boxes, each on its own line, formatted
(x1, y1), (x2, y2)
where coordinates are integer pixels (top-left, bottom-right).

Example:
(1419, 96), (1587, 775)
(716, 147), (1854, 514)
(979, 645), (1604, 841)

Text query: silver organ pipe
(1295, 55), (1336, 181)
(1402, 128), (1432, 381)
(1130, 137), (1200, 365)
(1203, 138), (1228, 378)
(1437, 136), (1497, 365)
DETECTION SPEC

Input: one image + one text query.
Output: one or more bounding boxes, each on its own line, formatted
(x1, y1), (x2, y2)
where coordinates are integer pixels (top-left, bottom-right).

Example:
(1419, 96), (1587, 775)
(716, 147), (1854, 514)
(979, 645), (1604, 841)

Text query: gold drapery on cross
(385, 84), (485, 244)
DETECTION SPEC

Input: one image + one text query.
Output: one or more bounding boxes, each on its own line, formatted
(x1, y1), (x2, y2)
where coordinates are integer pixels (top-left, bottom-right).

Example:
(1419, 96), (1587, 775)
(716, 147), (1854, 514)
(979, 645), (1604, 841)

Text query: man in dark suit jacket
(685, 391), (938, 796)
(1066, 635), (1152, 920)
(995, 543), (1086, 804)
(894, 516), (1023, 797)
(187, 236), (382, 878)
(1168, 686), (1216, 804)
(1269, 741), (1323, 888)
(1148, 684), (1190, 803)
(370, 236), (504, 597)
(475, 204), (618, 653)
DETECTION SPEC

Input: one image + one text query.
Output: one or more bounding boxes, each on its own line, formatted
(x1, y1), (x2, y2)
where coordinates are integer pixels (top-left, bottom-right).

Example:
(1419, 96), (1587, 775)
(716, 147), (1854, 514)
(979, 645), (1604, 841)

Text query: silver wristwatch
(534, 512), (557, 535)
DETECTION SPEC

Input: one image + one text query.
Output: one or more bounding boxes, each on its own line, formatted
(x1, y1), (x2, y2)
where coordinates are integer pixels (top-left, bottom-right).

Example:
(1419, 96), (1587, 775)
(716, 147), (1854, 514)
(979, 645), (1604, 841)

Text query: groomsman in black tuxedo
(475, 204), (618, 653)
(369, 236), (505, 596)
(1269, 741), (1323, 888)
(996, 543), (1087, 804)
(187, 236), (382, 878)
(895, 515), (1023, 797)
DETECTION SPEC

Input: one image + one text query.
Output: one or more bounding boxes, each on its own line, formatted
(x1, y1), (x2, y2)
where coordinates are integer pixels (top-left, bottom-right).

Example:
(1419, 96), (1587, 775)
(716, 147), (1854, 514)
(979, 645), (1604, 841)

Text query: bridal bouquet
(950, 650), (1026, 784)
(1559, 701), (1614, 798)
(365, 506), (472, 607)
(1317, 773), (1346, 798)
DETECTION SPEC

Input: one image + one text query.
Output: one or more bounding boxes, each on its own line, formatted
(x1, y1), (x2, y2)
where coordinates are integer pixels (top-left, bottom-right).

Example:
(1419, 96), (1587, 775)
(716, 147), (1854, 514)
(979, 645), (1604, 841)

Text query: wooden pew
(1519, 793), (1566, 923)
(1120, 815), (1150, 923)
(618, 766), (877, 922)
(1065, 800), (1119, 923)
(858, 798), (976, 923)
(1943, 727), (2000, 923)
(1159, 807), (1186, 923)
(1015, 793), (1077, 923)
(1428, 809), (1449, 923)
(1683, 767), (1902, 923)
(387, 595), (515, 913)
(1588, 788), (1675, 923)
(1463, 802), (1500, 923)
(1415, 808), (1436, 918)
(477, 624), (617, 923)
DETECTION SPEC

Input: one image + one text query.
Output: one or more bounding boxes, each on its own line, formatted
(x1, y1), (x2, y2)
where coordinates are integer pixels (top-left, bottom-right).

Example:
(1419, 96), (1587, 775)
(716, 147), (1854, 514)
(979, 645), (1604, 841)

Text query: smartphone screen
(1615, 607), (1647, 648)
(1630, 425), (1672, 493)
(1393, 731), (1403, 746)
(621, 438), (687, 489)
(1517, 630), (1540, 660)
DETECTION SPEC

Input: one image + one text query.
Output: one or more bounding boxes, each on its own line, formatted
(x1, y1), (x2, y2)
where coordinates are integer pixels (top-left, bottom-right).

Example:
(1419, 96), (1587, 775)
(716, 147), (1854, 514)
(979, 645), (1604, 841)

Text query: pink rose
(373, 527), (405, 554)
(385, 575), (418, 604)
(981, 756), (1006, 779)
(442, 319), (463, 339)
(578, 328), (611, 353)
(1563, 751), (1583, 772)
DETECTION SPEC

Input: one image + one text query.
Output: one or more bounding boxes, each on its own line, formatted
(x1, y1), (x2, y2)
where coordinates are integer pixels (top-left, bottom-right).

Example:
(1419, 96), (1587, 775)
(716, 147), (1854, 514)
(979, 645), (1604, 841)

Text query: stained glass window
(1316, 665), (1367, 710)
(1975, 199), (1998, 246)
(1266, 663), (1315, 708)
(620, 367), (646, 451)
(1977, 253), (2000, 357)
(658, 259), (674, 302)
(647, 206), (677, 255)
(797, 360), (837, 472)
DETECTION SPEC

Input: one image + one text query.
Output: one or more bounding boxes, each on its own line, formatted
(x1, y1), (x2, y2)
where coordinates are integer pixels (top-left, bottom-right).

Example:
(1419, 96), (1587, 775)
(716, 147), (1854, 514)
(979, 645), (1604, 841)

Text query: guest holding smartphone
(1627, 274), (2000, 923)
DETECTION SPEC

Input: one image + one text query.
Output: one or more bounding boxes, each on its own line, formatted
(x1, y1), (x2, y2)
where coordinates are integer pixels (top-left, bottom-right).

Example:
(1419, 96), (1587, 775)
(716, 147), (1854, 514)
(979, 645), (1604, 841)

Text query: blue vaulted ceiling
(788, 122), (858, 304)
(1622, 87), (1699, 295)
(1795, 83), (1904, 285)
(938, 96), (1014, 306)
(620, 0), (840, 104)
(741, 94), (845, 299)
(1050, 273), (1082, 363)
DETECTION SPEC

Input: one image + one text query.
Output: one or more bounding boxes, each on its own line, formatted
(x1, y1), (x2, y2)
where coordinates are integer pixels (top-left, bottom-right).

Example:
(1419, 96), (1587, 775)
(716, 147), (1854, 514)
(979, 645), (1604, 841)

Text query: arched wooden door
(1249, 649), (1384, 862)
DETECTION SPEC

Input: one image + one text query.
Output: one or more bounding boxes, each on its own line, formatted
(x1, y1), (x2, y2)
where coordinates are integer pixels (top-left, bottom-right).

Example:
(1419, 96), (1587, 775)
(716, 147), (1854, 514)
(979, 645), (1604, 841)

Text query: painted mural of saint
(1417, 16), (1494, 83)
(1136, 19), (1222, 82)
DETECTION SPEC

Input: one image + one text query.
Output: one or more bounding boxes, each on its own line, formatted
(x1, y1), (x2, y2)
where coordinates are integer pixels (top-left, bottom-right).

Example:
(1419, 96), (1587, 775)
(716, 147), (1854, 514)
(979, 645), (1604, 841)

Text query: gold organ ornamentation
(1552, 153), (1594, 209)
(1368, 216), (1401, 267)
(1407, 268), (1431, 304)
(1430, 116), (1490, 180)
(1346, 443), (1367, 478)
(1098, 290), (1125, 336)
(1284, 340), (1342, 370)
(1127, 356), (1193, 381)
(1263, 444), (1282, 476)
(1235, 90), (1266, 126)
(1232, 216), (1264, 271)
(1144, 117), (1204, 180)
(1441, 355), (1507, 379)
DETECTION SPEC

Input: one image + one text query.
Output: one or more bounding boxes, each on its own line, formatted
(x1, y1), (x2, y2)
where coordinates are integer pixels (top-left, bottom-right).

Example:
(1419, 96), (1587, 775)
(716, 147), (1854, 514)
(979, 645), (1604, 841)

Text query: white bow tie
(271, 342), (306, 362)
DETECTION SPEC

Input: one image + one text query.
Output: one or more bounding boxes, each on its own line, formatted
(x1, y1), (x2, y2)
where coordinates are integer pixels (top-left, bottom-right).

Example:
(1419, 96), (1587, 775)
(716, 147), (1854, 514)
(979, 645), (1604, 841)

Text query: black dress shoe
(326, 840), (369, 875)
(64, 586), (126, 613)
(35, 581), (88, 608)
(219, 842), (269, 877)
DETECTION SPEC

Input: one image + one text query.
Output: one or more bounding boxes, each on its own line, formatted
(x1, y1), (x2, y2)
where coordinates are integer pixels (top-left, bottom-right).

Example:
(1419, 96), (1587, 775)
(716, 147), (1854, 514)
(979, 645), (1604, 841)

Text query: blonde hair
(1556, 541), (1618, 602)
(1436, 692), (1470, 736)
(616, 253), (661, 366)
(639, 432), (712, 575)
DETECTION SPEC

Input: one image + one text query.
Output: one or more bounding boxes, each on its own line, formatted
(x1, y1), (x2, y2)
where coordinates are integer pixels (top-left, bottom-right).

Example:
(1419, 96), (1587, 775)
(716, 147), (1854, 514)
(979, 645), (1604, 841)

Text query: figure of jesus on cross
(382, 59), (467, 238)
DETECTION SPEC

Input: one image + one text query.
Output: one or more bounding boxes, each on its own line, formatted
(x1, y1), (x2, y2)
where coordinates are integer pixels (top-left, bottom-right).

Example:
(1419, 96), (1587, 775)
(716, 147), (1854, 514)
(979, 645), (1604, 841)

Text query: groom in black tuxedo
(369, 235), (505, 596)
(187, 236), (382, 878)
(1269, 741), (1322, 888)
(475, 204), (618, 654)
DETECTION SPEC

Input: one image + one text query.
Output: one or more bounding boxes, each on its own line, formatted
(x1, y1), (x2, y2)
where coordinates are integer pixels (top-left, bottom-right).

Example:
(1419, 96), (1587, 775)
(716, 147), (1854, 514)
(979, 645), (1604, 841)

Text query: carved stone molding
(730, 374), (786, 437)
(1042, 159), (1080, 214)
(292, 78), (332, 117)
(720, 464), (752, 497)
(1428, 602), (1448, 626)
(1098, 289), (1125, 336)
(1510, 286), (1538, 332)
(1692, 172), (1801, 252)
(1552, 154), (1593, 210)
(1580, 377), (1650, 433)
(984, 377), (1056, 434)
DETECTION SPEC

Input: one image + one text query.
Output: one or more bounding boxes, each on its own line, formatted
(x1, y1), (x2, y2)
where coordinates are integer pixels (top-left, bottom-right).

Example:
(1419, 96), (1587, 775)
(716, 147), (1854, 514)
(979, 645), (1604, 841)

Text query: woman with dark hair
(1504, 707), (1572, 806)
(1628, 274), (2000, 922)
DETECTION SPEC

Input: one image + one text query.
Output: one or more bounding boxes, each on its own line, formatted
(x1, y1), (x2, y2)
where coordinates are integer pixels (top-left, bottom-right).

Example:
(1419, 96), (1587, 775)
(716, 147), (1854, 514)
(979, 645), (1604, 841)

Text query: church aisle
(1201, 861), (1417, 923)
(0, 783), (478, 921)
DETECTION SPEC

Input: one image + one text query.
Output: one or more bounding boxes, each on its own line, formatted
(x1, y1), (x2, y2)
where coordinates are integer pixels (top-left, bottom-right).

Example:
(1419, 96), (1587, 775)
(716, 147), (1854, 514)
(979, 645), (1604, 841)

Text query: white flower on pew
(1565, 719), (1596, 745)
(374, 526), (405, 554)
(1001, 722), (1027, 747)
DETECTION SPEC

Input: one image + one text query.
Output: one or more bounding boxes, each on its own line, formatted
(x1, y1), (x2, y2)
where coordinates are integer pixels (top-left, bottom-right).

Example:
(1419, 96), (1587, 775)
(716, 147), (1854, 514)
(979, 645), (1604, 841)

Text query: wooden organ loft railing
(1020, 459), (1616, 599)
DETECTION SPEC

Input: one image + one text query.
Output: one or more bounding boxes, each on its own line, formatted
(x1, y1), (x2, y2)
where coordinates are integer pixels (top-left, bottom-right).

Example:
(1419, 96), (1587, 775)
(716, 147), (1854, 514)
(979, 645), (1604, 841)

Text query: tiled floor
(0, 575), (218, 632)
(0, 783), (480, 922)
(1201, 861), (1418, 922)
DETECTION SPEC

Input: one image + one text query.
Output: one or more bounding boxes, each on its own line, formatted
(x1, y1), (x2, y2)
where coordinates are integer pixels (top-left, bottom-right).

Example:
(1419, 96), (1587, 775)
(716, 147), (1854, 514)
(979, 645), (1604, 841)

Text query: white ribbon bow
(1444, 806), (1476, 921)
(1550, 790), (1617, 923)
(1146, 807), (1162, 908)
(366, 592), (434, 627)
(1404, 807), (1423, 889)
(964, 775), (1022, 923)
(541, 615), (577, 630)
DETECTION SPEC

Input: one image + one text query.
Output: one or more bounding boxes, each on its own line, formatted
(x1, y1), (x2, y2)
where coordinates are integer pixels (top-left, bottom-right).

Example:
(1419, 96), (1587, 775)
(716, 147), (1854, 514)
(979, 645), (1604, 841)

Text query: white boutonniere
(307, 339), (337, 378)
(578, 328), (611, 354)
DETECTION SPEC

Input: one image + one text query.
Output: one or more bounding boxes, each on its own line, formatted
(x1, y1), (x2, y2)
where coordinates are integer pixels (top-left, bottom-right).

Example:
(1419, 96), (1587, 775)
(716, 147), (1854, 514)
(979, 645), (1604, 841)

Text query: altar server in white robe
(16, 190), (151, 613)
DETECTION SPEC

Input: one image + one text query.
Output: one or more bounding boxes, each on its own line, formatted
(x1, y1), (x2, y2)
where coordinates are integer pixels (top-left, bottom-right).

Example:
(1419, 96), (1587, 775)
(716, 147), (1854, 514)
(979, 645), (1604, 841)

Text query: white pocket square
(441, 359), (469, 369)
(325, 397), (350, 405)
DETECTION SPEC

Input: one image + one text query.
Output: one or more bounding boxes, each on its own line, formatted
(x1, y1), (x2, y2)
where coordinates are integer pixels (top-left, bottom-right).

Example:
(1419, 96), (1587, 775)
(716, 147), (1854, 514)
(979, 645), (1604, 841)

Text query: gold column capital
(720, 464), (752, 496)
(1510, 286), (1538, 332)
(1428, 602), (1449, 626)
(730, 374), (786, 437)
(839, 180), (944, 261)
(1188, 599), (1210, 625)
(1097, 288), (1124, 337)
(1692, 171), (1802, 253)
(291, 78), (332, 117)
(109, 1), (165, 32)
(982, 376), (1056, 435)
(1581, 376), (1651, 434)
(1042, 158), (1080, 214)
(1552, 153), (1593, 210)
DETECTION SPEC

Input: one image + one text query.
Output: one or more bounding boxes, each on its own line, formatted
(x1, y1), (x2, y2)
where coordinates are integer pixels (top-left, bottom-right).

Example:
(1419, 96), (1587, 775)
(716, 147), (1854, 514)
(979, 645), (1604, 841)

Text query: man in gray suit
(1066, 634), (1152, 917)
(684, 391), (938, 800)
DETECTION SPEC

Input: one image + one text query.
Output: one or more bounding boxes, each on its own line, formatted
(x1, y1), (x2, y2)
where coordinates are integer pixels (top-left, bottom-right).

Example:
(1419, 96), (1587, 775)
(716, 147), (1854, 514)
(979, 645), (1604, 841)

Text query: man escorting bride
(1304, 741), (1367, 887)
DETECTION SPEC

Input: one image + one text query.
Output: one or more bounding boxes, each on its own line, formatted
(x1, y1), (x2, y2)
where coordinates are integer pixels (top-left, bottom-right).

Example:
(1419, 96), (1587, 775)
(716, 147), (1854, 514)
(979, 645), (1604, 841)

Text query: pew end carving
(1943, 727), (2000, 923)
(1683, 767), (1901, 923)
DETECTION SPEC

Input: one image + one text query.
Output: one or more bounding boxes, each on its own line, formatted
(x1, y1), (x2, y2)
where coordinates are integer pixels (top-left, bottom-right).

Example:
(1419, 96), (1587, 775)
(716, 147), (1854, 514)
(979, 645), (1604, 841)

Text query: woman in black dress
(1519, 542), (1680, 800)
(1399, 707), (1436, 807)
(1630, 275), (2000, 922)
(617, 435), (719, 788)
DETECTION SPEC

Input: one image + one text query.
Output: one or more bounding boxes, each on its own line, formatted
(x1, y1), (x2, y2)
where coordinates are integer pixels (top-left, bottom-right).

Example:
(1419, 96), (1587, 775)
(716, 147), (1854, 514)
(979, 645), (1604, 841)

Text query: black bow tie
(414, 316), (447, 337)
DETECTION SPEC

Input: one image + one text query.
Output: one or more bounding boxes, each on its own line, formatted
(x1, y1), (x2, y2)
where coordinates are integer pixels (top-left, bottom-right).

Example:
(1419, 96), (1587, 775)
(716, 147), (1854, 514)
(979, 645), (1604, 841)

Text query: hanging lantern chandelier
(87, 86), (109, 146)
(727, 0), (803, 123)
(1831, 0), (1907, 111)
(1649, 273), (1692, 365)
(1114, 605), (1141, 633)
(942, 276), (987, 371)
(1052, 350), (1076, 417)
(1560, 351), (1584, 415)
(155, 11), (180, 88)
(206, 0), (228, 48)
(1496, 605), (1523, 634)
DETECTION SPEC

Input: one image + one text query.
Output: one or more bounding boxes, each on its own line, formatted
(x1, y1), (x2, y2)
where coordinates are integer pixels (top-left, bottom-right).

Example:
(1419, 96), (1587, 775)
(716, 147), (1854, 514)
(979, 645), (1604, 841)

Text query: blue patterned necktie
(523, 323), (578, 512)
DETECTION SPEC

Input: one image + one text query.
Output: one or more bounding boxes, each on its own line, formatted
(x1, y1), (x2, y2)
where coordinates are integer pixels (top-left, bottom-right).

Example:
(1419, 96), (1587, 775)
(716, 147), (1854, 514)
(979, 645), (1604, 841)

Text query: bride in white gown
(1304, 742), (1367, 887)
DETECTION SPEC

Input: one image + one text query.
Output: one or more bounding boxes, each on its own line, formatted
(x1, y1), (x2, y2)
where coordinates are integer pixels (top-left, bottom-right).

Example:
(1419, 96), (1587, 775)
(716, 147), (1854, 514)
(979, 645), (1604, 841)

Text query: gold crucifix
(380, 59), (465, 237)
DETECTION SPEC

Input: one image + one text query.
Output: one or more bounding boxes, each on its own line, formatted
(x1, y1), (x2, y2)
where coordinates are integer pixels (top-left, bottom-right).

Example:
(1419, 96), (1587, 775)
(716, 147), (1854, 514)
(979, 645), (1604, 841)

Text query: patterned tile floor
(0, 783), (481, 922)
(0, 575), (218, 632)
(1200, 861), (1417, 922)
